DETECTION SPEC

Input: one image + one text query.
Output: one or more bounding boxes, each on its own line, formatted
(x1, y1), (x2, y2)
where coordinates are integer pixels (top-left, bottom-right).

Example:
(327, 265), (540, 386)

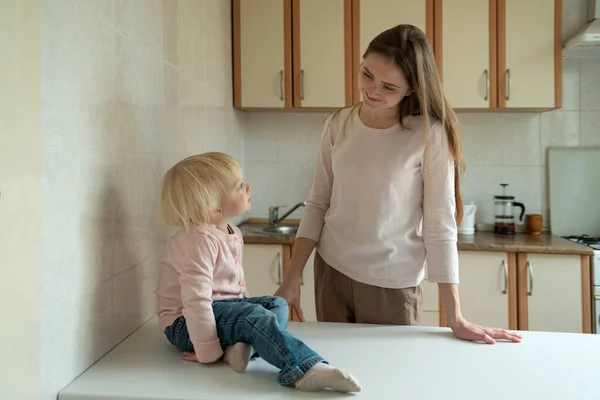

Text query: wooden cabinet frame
(517, 253), (592, 333)
(438, 251), (518, 330)
(233, 0), (354, 110)
(292, 0), (354, 108)
(497, 0), (562, 109)
(232, 0), (293, 108)
(351, 0), (435, 104)
(233, 0), (561, 111)
(432, 0), (498, 108)
(434, 0), (561, 111)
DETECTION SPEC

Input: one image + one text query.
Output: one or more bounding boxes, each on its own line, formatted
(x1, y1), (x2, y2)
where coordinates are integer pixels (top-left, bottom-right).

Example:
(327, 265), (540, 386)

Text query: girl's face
(220, 179), (251, 218)
(358, 53), (411, 111)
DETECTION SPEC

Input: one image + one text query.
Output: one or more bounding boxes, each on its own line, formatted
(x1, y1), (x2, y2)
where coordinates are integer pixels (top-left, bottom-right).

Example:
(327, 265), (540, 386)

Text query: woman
(275, 24), (521, 344)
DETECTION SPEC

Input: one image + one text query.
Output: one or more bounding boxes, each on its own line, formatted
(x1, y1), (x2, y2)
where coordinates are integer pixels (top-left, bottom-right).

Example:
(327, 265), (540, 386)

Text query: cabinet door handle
(276, 252), (282, 284)
(501, 259), (508, 294)
(279, 70), (283, 101)
(300, 69), (305, 100)
(526, 261), (533, 296)
(484, 69), (489, 101)
(505, 68), (511, 101)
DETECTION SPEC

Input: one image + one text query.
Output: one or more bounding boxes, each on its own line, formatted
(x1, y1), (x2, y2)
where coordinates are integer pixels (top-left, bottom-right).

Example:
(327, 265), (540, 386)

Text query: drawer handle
(505, 68), (511, 101)
(276, 252), (282, 284)
(300, 69), (305, 100)
(279, 70), (283, 101)
(484, 69), (489, 101)
(501, 259), (508, 294)
(526, 261), (533, 296)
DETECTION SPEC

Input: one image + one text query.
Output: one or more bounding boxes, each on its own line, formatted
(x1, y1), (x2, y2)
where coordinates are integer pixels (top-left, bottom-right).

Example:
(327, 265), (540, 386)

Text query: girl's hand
(181, 351), (197, 362)
(274, 276), (305, 321)
(450, 317), (523, 344)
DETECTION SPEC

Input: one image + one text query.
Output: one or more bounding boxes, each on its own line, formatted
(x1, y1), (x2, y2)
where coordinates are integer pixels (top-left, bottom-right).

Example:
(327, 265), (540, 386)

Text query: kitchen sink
(260, 225), (298, 235)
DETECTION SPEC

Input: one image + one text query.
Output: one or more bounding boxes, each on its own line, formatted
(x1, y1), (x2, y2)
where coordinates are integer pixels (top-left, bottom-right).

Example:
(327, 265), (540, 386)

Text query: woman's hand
(274, 276), (305, 321)
(450, 317), (522, 344)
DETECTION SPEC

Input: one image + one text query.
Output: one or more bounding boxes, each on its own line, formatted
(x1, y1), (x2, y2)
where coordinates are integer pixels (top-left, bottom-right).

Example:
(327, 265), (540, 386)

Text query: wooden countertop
(456, 232), (593, 255)
(239, 223), (593, 255)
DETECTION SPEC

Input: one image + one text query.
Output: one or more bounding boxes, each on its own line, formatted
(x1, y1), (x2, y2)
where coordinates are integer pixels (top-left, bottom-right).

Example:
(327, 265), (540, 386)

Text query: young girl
(155, 152), (361, 393)
(276, 24), (522, 345)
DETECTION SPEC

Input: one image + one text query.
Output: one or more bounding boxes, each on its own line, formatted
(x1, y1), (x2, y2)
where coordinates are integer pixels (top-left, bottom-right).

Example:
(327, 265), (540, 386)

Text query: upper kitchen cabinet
(233, 0), (292, 108)
(232, 0), (353, 110)
(438, 0), (496, 109)
(294, 0), (353, 108)
(498, 0), (561, 109)
(438, 0), (561, 110)
(352, 0), (433, 103)
(457, 251), (517, 330)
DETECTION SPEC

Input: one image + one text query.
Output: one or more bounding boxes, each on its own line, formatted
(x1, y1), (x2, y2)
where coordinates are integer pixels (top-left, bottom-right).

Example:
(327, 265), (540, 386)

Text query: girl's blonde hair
(160, 152), (242, 230)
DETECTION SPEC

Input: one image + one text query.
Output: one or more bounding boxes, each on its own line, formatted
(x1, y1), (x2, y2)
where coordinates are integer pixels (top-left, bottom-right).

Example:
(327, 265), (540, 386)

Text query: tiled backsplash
(39, 1), (243, 399)
(244, 58), (600, 229)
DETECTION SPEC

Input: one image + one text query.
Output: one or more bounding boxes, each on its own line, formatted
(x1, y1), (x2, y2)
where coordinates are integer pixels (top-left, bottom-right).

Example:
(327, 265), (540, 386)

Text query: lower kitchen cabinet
(243, 243), (593, 332)
(243, 243), (290, 300)
(298, 249), (317, 322)
(457, 251), (517, 330)
(517, 253), (592, 334)
(438, 251), (592, 334)
(243, 243), (316, 322)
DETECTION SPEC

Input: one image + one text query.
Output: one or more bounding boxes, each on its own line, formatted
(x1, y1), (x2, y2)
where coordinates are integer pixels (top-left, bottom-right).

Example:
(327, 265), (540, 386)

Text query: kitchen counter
(239, 222), (296, 245)
(239, 223), (593, 255)
(59, 317), (598, 400)
(457, 232), (593, 255)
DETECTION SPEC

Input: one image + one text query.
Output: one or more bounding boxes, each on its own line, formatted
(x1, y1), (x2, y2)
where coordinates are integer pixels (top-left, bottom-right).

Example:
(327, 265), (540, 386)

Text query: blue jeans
(164, 296), (326, 385)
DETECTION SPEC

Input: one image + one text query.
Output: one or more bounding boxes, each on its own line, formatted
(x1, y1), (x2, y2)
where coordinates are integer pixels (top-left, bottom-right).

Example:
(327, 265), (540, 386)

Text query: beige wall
(0, 1), (243, 399)
(39, 0), (243, 398)
(0, 1), (42, 399)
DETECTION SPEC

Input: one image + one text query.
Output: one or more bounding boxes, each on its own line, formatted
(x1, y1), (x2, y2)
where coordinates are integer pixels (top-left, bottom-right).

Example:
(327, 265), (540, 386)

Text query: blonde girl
(155, 152), (361, 392)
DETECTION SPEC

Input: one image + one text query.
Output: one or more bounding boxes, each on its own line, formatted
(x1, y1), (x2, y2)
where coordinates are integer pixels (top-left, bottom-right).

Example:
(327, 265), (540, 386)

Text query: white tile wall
(243, 50), (600, 232)
(39, 1), (244, 399)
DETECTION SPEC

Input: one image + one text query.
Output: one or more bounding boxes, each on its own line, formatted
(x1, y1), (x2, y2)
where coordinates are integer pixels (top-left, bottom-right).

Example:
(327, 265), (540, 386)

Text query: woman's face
(358, 52), (411, 111)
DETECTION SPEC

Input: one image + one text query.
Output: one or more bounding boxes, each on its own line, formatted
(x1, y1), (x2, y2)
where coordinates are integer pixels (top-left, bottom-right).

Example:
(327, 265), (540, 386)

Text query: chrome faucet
(268, 202), (307, 226)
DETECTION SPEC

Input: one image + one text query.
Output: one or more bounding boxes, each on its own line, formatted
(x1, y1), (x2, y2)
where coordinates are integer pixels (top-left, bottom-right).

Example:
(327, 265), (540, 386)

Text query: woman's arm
(283, 237), (317, 280)
(439, 283), (522, 343)
(276, 113), (336, 319)
(423, 123), (521, 343)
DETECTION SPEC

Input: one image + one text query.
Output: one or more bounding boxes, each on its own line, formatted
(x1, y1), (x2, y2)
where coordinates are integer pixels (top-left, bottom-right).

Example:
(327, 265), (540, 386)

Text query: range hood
(563, 0), (600, 58)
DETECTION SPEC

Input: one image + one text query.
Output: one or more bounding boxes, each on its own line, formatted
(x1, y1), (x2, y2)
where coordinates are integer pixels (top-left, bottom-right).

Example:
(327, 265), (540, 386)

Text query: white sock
(223, 342), (253, 373)
(295, 362), (362, 393)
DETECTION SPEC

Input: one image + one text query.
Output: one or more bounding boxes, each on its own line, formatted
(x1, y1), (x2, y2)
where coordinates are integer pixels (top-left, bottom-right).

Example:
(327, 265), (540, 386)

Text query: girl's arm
(175, 235), (223, 363)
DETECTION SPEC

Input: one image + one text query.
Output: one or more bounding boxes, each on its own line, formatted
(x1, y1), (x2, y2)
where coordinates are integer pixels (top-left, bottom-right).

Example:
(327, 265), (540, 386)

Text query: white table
(59, 317), (599, 399)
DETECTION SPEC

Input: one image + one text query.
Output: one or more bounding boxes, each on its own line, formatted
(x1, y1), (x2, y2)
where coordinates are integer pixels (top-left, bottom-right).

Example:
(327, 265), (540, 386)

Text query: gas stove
(563, 235), (600, 252)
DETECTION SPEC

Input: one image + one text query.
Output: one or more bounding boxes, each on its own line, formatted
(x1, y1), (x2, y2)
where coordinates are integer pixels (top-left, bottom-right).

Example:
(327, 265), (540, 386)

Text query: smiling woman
(275, 24), (522, 346)
(359, 54), (410, 107)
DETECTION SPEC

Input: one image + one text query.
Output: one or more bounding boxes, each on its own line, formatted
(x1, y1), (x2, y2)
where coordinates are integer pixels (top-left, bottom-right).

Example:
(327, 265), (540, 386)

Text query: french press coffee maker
(494, 183), (526, 235)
